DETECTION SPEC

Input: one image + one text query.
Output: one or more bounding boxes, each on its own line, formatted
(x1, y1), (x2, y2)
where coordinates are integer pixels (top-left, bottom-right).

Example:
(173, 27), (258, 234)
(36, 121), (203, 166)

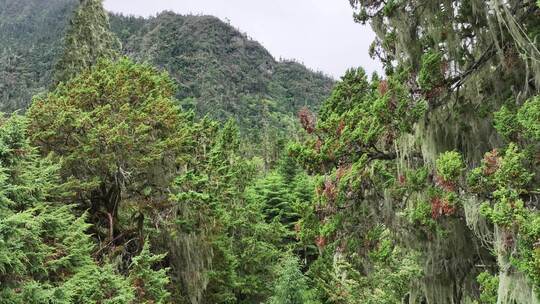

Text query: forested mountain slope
(3, 0), (540, 303)
(0, 0), (77, 110)
(110, 12), (333, 125)
(0, 0), (333, 132)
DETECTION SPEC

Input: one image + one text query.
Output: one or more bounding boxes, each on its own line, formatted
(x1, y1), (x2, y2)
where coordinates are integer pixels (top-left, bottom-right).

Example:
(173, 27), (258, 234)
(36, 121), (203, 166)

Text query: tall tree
(54, 0), (120, 83)
(28, 58), (190, 254)
(268, 254), (319, 304)
(289, 1), (540, 303)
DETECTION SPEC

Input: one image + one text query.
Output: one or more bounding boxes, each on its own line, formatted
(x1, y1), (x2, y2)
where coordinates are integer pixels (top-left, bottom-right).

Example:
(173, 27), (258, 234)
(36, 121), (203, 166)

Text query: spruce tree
(250, 172), (297, 227)
(268, 254), (318, 304)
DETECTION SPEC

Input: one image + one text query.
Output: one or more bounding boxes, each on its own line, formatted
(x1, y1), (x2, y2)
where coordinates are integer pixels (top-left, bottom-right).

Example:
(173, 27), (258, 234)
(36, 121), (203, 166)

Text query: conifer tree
(128, 242), (171, 304)
(288, 1), (540, 302)
(28, 58), (190, 253)
(251, 172), (294, 225)
(268, 254), (319, 304)
(0, 115), (136, 303)
(54, 0), (120, 83)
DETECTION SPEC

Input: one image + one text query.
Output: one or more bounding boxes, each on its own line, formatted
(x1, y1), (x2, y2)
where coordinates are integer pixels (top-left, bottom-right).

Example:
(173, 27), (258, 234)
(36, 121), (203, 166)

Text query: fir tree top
(54, 0), (120, 83)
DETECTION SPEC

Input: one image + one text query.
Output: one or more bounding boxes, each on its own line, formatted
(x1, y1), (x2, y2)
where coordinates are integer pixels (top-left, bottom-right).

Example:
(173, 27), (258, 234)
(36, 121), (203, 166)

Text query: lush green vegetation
(0, 0), (333, 146)
(1, 0), (540, 303)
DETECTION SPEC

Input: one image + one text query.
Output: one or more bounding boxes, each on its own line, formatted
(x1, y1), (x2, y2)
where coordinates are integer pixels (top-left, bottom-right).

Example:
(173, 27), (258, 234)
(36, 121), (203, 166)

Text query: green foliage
(249, 171), (296, 227)
(62, 264), (135, 304)
(28, 58), (189, 246)
(0, 115), (159, 304)
(418, 50), (444, 92)
(167, 119), (293, 303)
(436, 151), (464, 182)
(495, 96), (540, 141)
(474, 144), (532, 228)
(468, 144), (533, 194)
(231, 196), (287, 303)
(403, 200), (436, 228)
(494, 105), (519, 139)
(292, 68), (426, 174)
(517, 95), (540, 140)
(512, 212), (540, 288)
(268, 254), (319, 304)
(476, 271), (499, 304)
(469, 143), (540, 291)
(54, 0), (120, 83)
(318, 0), (540, 302)
(29, 57), (184, 191)
(318, 67), (370, 121)
(308, 231), (422, 304)
(291, 61), (431, 303)
(479, 191), (525, 228)
(128, 242), (171, 304)
(494, 144), (533, 190)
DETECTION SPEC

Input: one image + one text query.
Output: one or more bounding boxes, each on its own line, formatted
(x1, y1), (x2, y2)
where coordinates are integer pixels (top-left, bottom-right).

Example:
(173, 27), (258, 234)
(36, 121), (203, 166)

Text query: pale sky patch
(103, 0), (383, 79)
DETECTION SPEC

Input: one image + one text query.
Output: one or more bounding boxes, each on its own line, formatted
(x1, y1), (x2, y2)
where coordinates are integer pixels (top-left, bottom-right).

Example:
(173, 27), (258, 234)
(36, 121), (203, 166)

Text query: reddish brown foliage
(336, 165), (351, 181)
(425, 86), (444, 99)
(337, 120), (345, 136)
(294, 222), (301, 234)
(441, 60), (449, 75)
(503, 49), (519, 71)
(435, 175), (456, 192)
(133, 278), (147, 298)
(378, 80), (389, 96)
(294, 222), (302, 240)
(388, 96), (398, 112)
(502, 229), (515, 251)
(384, 130), (396, 146)
(298, 107), (316, 134)
(398, 174), (406, 185)
(431, 197), (456, 219)
(483, 149), (500, 175)
(315, 138), (323, 153)
(323, 178), (337, 201)
(315, 235), (327, 249)
(13, 148), (27, 156)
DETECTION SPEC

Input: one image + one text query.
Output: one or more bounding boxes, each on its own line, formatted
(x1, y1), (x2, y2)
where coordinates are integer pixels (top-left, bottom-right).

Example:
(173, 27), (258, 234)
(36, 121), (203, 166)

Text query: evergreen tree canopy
(3, 0), (540, 303)
(54, 0), (120, 83)
(0, 115), (169, 304)
(288, 1), (540, 303)
(268, 254), (318, 304)
(28, 58), (191, 250)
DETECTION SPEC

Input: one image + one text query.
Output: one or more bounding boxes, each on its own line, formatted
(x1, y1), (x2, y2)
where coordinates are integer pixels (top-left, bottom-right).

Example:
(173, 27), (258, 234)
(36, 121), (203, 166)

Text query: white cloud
(103, 0), (383, 79)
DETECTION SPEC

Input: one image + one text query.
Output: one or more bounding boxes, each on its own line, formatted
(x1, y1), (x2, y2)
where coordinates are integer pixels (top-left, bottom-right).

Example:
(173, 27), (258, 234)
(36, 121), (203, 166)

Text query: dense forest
(0, 0), (539, 303)
(0, 0), (333, 161)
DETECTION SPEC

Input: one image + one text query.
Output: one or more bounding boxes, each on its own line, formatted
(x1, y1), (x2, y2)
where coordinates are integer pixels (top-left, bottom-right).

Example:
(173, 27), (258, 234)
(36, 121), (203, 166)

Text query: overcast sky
(102, 0), (382, 79)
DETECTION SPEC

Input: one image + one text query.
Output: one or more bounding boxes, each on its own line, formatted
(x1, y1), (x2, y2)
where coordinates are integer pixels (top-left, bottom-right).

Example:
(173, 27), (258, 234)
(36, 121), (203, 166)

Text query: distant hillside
(0, 0), (334, 134)
(0, 0), (76, 110)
